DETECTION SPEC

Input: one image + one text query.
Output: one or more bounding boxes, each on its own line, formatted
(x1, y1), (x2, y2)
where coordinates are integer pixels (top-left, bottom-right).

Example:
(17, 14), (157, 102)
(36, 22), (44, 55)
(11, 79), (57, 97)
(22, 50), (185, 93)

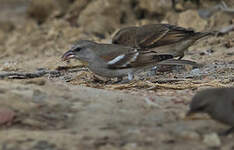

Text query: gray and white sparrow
(62, 40), (173, 81)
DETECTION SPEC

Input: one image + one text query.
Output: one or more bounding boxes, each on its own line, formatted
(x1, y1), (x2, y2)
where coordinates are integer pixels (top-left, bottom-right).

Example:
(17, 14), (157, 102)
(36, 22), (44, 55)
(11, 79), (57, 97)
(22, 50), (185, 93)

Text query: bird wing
(112, 26), (138, 47)
(157, 59), (203, 68)
(102, 48), (140, 69)
(96, 43), (173, 69)
(126, 51), (173, 68)
(102, 49), (173, 69)
(136, 24), (196, 49)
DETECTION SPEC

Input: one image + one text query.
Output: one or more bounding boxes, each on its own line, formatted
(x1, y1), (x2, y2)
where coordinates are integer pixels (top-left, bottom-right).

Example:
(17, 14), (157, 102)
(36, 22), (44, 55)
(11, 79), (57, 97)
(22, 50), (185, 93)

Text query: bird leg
(149, 66), (157, 76)
(112, 73), (134, 84)
(128, 73), (134, 81)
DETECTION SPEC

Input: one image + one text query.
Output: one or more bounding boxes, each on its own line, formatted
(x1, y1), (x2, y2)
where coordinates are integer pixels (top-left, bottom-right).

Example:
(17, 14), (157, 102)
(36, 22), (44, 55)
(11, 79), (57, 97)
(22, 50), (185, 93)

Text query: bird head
(61, 40), (96, 63)
(186, 90), (212, 116)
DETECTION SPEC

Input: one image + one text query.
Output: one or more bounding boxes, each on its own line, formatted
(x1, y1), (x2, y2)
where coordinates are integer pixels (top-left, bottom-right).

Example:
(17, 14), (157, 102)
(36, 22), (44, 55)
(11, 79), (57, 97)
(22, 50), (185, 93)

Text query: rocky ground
(0, 0), (234, 149)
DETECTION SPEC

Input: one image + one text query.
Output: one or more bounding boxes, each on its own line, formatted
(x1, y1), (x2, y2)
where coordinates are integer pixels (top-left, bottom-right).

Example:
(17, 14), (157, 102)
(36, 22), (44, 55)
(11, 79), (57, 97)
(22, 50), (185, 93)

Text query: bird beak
(61, 50), (76, 61)
(184, 110), (196, 120)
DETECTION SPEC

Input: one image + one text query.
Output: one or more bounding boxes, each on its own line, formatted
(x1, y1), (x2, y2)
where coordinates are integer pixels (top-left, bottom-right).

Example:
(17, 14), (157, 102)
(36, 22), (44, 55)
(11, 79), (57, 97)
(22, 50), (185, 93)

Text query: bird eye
(70, 44), (82, 52)
(74, 47), (81, 52)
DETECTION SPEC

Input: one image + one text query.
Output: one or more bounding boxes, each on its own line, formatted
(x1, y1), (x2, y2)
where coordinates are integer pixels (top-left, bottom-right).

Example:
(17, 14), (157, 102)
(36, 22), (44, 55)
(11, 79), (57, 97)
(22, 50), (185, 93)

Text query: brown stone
(77, 0), (135, 37)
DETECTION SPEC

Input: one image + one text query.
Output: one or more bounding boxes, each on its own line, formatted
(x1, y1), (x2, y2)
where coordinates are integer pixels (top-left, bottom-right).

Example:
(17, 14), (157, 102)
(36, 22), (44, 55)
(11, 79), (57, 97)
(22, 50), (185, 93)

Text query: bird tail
(194, 31), (216, 40)
(157, 59), (203, 68)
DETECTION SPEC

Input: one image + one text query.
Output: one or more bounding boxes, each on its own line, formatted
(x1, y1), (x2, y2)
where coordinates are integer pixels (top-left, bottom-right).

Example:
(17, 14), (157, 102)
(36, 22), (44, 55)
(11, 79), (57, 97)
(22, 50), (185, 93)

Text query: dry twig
(0, 67), (88, 79)
(0, 70), (61, 79)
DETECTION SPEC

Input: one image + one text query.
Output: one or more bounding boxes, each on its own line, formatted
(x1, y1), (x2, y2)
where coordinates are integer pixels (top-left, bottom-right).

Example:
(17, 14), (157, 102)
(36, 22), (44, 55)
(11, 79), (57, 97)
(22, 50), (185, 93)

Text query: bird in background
(112, 24), (213, 60)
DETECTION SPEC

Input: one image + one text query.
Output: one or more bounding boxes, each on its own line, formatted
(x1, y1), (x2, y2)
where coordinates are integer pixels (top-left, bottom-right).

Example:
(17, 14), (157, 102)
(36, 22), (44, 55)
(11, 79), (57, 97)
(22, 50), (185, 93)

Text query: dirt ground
(0, 0), (234, 149)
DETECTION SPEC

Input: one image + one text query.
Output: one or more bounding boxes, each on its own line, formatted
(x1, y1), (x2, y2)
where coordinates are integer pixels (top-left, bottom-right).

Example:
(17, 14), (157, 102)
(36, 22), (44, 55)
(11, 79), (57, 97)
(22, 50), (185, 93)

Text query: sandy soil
(0, 0), (234, 149)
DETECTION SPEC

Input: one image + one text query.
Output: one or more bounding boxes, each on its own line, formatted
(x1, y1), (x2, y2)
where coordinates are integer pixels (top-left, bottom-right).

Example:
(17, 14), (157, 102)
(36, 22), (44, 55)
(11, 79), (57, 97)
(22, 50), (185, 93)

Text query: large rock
(77, 0), (135, 38)
(203, 133), (221, 147)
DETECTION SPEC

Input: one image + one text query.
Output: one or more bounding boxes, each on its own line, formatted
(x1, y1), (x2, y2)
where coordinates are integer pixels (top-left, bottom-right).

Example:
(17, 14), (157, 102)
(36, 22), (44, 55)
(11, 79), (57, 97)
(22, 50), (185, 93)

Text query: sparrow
(112, 24), (212, 60)
(61, 40), (173, 82)
(187, 88), (234, 135)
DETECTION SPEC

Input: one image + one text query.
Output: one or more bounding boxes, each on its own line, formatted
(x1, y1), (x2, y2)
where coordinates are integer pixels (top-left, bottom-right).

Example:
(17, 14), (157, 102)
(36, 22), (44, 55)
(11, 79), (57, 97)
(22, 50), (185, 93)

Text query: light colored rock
(203, 133), (221, 147)
(209, 11), (234, 30)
